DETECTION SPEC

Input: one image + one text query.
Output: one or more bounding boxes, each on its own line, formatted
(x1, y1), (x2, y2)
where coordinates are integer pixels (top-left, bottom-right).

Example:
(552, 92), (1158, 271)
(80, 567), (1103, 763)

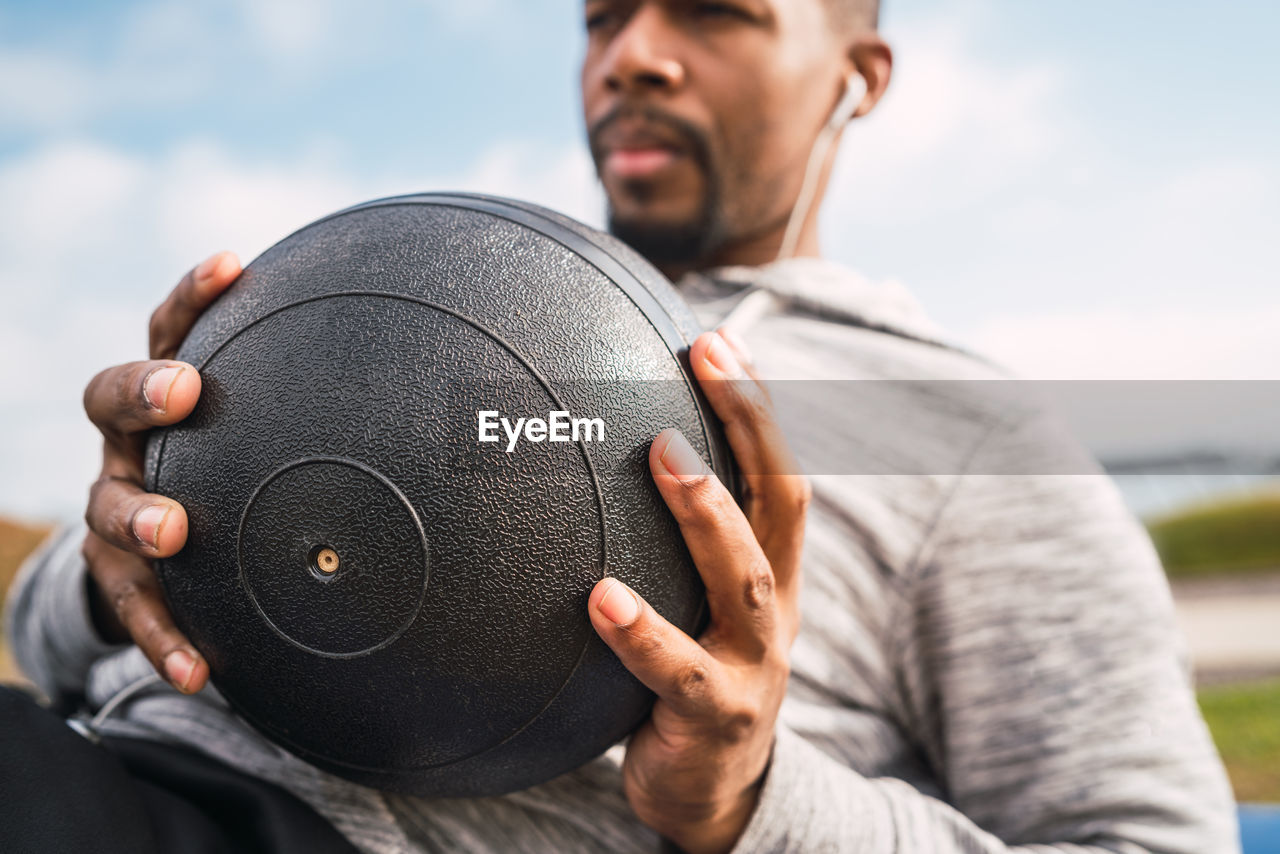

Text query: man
(5, 1), (1239, 852)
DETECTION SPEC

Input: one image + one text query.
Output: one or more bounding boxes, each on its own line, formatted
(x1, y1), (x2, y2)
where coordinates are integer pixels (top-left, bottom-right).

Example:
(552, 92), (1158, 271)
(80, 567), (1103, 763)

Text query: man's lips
(595, 118), (691, 181)
(604, 146), (681, 179)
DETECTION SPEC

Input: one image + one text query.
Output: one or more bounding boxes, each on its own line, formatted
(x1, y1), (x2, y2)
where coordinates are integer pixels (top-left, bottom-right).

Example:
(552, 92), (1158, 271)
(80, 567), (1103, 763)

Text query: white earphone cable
(776, 72), (867, 262)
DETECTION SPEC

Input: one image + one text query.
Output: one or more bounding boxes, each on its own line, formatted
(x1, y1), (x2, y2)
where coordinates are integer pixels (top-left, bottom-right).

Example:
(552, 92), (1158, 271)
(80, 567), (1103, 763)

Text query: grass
(1148, 490), (1280, 580)
(1199, 679), (1280, 802)
(1145, 491), (1280, 799)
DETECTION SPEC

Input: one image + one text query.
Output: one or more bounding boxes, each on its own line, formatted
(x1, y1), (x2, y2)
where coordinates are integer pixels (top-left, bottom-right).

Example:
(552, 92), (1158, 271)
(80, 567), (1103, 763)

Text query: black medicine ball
(144, 193), (734, 797)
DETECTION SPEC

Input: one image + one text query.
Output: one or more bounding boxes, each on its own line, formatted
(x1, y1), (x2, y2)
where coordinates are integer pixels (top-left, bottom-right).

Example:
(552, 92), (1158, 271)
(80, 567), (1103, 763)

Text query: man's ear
(847, 34), (892, 119)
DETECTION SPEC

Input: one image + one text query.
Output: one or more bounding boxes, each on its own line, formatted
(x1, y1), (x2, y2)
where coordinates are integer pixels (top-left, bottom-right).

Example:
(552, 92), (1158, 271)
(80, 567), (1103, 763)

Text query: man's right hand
(81, 251), (241, 694)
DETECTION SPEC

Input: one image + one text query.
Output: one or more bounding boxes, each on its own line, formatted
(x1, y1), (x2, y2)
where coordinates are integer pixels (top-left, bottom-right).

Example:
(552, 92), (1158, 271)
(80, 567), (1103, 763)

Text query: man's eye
(693, 1), (749, 20)
(584, 4), (622, 32)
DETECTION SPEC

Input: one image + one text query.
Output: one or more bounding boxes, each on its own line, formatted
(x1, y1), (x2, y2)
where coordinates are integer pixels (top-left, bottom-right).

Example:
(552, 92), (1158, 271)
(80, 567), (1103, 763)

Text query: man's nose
(603, 6), (685, 95)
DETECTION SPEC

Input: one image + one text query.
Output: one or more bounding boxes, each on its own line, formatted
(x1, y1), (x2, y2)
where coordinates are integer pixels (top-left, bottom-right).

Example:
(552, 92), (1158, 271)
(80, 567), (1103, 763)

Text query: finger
(588, 577), (723, 717)
(86, 475), (189, 558)
(691, 331), (796, 483)
(150, 251), (241, 360)
(82, 532), (208, 694)
(650, 429), (778, 650)
(85, 360), (202, 438)
(688, 332), (809, 574)
(715, 327), (763, 384)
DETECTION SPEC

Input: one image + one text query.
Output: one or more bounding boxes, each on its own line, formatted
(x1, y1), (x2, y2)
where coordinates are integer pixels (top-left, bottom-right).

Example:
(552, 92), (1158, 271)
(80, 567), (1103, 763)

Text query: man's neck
(656, 173), (833, 280)
(656, 219), (823, 281)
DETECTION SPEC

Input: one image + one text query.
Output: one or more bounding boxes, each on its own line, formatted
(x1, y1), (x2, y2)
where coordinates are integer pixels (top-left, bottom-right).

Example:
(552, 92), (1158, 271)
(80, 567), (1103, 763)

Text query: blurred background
(0, 0), (1278, 825)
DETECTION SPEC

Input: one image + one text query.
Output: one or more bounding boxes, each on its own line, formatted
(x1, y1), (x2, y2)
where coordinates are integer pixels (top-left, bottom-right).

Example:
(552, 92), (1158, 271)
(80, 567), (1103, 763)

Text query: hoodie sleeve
(729, 415), (1240, 854)
(4, 522), (127, 707)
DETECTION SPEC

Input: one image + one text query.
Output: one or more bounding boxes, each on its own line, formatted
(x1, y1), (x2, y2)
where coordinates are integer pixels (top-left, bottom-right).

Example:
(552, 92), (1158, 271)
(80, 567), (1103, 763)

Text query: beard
(590, 104), (729, 270)
(605, 175), (727, 269)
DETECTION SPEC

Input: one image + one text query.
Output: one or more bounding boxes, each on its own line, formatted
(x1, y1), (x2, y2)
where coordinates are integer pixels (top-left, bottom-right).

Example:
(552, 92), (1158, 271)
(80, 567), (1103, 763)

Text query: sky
(0, 0), (1278, 519)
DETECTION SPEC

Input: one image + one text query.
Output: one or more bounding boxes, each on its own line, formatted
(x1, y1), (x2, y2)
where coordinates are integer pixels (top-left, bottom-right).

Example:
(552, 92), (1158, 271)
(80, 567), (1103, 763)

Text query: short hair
(823, 0), (880, 31)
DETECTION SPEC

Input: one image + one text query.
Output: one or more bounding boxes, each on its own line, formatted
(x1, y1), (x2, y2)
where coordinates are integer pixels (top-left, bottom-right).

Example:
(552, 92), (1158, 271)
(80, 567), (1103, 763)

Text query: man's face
(581, 0), (845, 269)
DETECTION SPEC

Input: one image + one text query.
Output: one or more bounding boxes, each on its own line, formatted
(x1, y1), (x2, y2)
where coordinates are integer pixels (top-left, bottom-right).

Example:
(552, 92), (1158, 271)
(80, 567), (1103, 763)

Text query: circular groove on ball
(237, 456), (430, 659)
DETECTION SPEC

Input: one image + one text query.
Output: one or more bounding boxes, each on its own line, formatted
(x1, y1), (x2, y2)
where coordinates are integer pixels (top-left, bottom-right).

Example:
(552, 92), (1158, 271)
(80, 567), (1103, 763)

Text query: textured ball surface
(144, 194), (732, 797)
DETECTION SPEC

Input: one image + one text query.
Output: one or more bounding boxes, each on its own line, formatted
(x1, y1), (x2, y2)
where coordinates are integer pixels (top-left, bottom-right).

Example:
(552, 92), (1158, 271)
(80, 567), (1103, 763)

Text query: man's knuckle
(674, 660), (714, 701)
(741, 560), (776, 610)
(110, 577), (150, 617)
(718, 701), (760, 742)
(90, 480), (134, 542)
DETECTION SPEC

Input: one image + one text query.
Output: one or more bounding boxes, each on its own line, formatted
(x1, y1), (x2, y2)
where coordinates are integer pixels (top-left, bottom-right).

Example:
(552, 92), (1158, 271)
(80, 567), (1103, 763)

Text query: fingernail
(659, 430), (707, 482)
(706, 334), (742, 377)
(195, 253), (223, 282)
(143, 365), (184, 411)
(133, 504), (172, 549)
(718, 327), (753, 365)
(164, 649), (196, 692)
(596, 579), (640, 626)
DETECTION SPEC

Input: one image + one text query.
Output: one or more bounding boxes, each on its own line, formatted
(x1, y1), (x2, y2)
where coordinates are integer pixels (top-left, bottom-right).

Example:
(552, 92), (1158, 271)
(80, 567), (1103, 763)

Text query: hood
(678, 256), (947, 348)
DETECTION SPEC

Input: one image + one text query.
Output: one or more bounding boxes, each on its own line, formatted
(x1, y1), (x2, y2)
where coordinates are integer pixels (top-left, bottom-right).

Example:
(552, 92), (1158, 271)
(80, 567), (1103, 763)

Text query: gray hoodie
(6, 257), (1239, 853)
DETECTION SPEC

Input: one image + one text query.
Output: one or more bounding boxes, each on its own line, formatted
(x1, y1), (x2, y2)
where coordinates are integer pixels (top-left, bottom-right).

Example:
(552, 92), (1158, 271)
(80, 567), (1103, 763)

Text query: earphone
(826, 70), (868, 130)
(776, 71), (867, 261)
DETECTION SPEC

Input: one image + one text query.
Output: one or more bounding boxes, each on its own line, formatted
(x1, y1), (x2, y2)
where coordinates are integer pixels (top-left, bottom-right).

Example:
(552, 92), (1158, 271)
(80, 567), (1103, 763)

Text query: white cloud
(0, 141), (145, 260)
(234, 0), (341, 60)
(0, 0), (371, 131)
(957, 154), (1280, 381)
(0, 303), (142, 519)
(816, 6), (1279, 388)
(442, 141), (605, 228)
(968, 306), (1280, 381)
(0, 47), (194, 132)
(983, 159), (1279, 294)
(0, 51), (100, 129)
(419, 0), (502, 29)
(0, 1), (215, 131)
(823, 9), (1069, 227)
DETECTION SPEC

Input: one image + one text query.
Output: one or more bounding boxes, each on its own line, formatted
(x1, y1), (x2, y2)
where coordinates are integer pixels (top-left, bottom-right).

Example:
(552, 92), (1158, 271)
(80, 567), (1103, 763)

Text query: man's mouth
(604, 146), (681, 180)
(593, 113), (693, 182)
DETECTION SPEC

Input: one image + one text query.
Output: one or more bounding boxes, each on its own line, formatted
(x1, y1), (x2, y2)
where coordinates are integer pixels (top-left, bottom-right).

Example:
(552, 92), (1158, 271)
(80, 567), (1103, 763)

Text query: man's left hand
(587, 329), (809, 854)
